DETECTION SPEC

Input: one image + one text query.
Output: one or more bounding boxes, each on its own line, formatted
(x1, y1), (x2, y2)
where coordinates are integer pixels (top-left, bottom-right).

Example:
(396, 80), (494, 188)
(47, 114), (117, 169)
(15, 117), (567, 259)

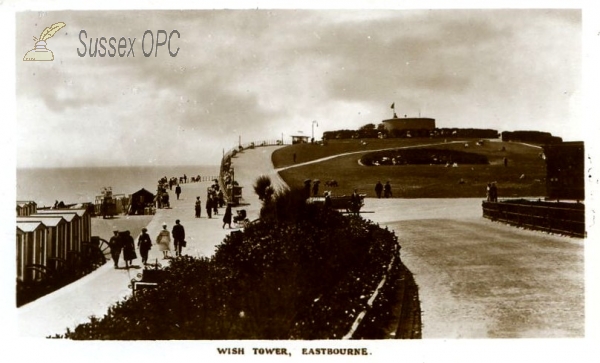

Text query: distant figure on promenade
(206, 195), (213, 218)
(184, 174), (188, 183)
(490, 182), (498, 202)
(293, 153), (297, 163)
(137, 227), (152, 265)
(108, 230), (122, 269)
(195, 197), (202, 218)
(375, 181), (383, 198)
(503, 157), (508, 167)
(172, 219), (185, 257)
(384, 181), (392, 198)
(162, 191), (170, 208)
(312, 180), (320, 197)
(324, 191), (332, 209)
(213, 196), (219, 215)
(156, 223), (171, 259)
(175, 184), (182, 200)
(122, 230), (137, 269)
(222, 204), (233, 229)
(350, 189), (361, 215)
(217, 190), (225, 208)
(304, 179), (312, 199)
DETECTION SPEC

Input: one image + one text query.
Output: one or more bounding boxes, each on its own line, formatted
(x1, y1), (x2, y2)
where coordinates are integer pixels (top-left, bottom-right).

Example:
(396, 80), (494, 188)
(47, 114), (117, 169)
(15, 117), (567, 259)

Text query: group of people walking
(108, 219), (187, 268)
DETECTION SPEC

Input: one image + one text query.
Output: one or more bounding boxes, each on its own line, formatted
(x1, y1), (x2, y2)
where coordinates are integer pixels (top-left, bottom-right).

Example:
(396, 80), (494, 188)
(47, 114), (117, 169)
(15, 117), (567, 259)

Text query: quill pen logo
(23, 22), (66, 61)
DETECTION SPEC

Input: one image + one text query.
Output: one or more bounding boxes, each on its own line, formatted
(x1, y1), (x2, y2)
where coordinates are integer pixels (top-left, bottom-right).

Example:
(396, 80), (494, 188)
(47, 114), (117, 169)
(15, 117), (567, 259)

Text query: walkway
(17, 145), (584, 339)
(17, 146), (285, 338)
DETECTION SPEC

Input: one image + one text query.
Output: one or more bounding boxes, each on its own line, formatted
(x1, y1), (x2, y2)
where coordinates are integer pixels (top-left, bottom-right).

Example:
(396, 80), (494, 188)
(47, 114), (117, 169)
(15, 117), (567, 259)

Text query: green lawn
(276, 139), (547, 198)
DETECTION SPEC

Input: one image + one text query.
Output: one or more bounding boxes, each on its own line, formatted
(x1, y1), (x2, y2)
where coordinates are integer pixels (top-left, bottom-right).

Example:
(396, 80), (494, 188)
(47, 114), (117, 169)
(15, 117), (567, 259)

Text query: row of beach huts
(16, 201), (93, 285)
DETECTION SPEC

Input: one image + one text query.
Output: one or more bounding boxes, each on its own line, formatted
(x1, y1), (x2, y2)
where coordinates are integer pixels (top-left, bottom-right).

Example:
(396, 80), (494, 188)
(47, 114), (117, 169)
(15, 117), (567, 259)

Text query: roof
(132, 188), (155, 196)
(17, 216), (66, 227)
(17, 221), (46, 233)
(35, 209), (87, 217)
(30, 213), (76, 222)
(16, 201), (37, 207)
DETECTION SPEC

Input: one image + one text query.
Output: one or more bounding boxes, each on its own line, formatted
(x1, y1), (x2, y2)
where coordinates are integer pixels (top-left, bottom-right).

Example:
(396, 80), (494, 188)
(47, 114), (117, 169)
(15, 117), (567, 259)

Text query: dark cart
(307, 194), (365, 214)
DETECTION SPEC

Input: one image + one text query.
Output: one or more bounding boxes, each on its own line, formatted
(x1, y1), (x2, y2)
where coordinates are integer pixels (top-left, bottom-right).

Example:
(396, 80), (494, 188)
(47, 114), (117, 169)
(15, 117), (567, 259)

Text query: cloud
(16, 9), (582, 168)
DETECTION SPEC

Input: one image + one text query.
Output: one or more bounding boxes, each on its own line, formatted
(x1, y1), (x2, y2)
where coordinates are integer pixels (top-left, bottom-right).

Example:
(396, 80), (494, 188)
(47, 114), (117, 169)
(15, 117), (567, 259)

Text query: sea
(16, 165), (220, 208)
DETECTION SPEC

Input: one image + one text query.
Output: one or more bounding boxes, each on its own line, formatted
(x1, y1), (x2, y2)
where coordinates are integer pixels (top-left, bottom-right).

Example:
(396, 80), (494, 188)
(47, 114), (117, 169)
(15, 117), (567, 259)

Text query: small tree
(253, 175), (274, 202)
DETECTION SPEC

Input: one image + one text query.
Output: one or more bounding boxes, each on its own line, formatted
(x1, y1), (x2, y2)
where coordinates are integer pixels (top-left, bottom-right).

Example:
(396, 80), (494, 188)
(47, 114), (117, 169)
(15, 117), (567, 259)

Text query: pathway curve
(17, 145), (584, 339)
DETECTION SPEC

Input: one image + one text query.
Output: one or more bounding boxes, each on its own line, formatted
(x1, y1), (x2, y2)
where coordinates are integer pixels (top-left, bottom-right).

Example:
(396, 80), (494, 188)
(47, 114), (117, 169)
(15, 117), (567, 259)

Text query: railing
(219, 139), (291, 203)
(482, 199), (585, 238)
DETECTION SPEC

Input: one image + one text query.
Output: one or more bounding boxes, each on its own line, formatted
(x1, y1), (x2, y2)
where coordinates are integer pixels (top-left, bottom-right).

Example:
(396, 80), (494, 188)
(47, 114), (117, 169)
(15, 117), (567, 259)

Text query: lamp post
(312, 120), (318, 143)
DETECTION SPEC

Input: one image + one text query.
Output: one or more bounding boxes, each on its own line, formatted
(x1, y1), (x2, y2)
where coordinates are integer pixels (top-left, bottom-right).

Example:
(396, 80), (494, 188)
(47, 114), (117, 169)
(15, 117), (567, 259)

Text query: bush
(56, 189), (403, 340)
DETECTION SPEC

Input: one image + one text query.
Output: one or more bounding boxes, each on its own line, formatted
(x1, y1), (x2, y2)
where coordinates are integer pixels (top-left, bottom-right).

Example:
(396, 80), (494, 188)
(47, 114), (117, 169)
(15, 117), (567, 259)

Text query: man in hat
(108, 230), (123, 269)
(137, 227), (152, 265)
(172, 219), (186, 257)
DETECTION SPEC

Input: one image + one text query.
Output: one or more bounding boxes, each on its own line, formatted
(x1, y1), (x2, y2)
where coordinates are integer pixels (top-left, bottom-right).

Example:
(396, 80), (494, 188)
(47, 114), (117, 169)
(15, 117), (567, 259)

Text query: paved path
(17, 145), (584, 339)
(17, 146), (285, 338)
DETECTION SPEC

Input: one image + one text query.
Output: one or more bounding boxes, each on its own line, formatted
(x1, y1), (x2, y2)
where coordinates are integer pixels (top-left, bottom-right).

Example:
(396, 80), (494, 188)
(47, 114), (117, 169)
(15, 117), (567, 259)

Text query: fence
(219, 139), (291, 203)
(482, 199), (585, 238)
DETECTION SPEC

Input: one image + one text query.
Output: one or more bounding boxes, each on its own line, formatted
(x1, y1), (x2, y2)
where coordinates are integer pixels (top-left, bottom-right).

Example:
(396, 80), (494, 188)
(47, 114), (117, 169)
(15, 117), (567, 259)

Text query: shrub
(56, 189), (404, 340)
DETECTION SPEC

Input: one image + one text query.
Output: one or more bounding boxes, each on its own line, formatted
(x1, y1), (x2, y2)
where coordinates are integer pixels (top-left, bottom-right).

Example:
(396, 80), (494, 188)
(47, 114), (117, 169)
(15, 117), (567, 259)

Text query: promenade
(17, 145), (584, 339)
(17, 146), (285, 338)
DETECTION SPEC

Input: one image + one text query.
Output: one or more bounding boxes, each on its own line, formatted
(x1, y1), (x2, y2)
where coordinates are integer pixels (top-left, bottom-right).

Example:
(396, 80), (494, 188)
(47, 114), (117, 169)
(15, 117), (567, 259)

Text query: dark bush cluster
(501, 130), (562, 144)
(361, 148), (489, 166)
(323, 126), (499, 140)
(54, 188), (402, 340)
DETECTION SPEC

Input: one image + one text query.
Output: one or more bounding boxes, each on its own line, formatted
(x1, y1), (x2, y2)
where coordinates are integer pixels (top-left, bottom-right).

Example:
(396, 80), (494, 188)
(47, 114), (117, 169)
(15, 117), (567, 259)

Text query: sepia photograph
(4, 1), (599, 362)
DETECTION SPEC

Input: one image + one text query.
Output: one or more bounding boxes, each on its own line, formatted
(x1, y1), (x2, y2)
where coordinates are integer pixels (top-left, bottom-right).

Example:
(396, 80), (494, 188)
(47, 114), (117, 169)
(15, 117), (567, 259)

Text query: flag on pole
(390, 102), (395, 109)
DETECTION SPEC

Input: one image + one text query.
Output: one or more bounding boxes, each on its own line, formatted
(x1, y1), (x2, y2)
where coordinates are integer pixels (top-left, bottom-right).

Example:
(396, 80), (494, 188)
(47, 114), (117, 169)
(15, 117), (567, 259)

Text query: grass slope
(275, 139), (546, 198)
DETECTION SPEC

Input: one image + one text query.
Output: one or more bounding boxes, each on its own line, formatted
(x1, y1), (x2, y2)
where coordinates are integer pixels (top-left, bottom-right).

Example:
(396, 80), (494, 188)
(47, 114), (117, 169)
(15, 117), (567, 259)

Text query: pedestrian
(490, 182), (498, 202)
(375, 181), (383, 198)
(324, 191), (332, 209)
(122, 230), (137, 269)
(175, 184), (182, 200)
(137, 227), (152, 265)
(195, 196), (202, 218)
(222, 203), (233, 229)
(108, 230), (122, 269)
(384, 181), (392, 198)
(350, 189), (361, 215)
(206, 195), (213, 218)
(213, 195), (219, 215)
(162, 191), (170, 208)
(156, 223), (172, 259)
(503, 157), (508, 167)
(172, 219), (185, 257)
(217, 190), (224, 207)
(293, 153), (297, 163)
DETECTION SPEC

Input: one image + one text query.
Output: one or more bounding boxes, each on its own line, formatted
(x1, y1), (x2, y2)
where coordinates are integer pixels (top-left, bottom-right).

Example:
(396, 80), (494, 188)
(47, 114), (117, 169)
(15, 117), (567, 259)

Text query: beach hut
(16, 201), (37, 217)
(129, 188), (155, 215)
(17, 216), (67, 269)
(33, 209), (91, 253)
(31, 212), (79, 259)
(16, 221), (47, 282)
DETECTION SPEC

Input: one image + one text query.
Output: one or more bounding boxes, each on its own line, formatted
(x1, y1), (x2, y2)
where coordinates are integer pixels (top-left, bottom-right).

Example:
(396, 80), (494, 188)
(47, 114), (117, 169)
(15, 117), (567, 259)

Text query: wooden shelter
(129, 188), (155, 215)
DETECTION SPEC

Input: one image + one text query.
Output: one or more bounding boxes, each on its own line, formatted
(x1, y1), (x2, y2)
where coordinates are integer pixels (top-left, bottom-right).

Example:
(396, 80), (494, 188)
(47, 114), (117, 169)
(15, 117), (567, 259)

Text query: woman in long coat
(122, 230), (137, 268)
(156, 223), (171, 259)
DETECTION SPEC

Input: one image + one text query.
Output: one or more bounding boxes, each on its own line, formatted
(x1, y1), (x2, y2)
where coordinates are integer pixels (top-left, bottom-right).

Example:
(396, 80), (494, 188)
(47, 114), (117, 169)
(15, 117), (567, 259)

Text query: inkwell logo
(23, 22), (66, 61)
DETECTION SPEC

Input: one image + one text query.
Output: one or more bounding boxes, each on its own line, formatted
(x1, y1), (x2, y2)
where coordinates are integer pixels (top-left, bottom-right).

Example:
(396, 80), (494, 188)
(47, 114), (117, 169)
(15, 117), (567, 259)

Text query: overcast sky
(16, 9), (582, 168)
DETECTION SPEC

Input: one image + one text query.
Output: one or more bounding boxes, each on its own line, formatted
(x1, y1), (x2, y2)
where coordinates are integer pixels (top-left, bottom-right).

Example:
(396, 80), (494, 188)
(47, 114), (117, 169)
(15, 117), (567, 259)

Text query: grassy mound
(275, 139), (546, 198)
